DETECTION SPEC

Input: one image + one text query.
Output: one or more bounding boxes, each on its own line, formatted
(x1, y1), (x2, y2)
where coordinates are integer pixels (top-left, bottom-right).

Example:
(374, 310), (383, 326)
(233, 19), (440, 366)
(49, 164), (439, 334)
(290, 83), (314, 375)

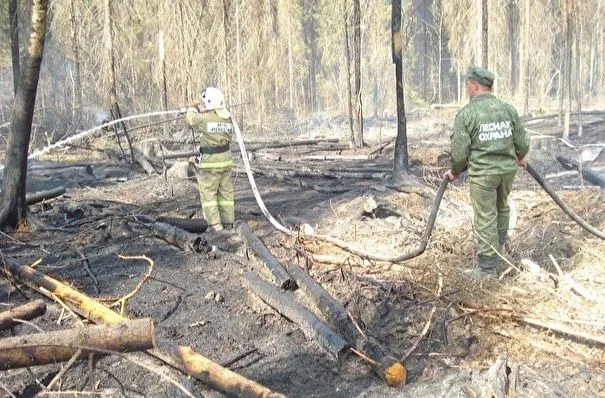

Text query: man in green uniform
(445, 67), (530, 278)
(182, 87), (235, 232)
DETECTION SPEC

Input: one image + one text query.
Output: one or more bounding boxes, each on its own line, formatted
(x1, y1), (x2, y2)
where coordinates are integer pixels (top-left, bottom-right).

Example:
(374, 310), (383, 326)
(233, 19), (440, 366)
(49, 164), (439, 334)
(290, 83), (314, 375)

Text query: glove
(179, 107), (188, 114)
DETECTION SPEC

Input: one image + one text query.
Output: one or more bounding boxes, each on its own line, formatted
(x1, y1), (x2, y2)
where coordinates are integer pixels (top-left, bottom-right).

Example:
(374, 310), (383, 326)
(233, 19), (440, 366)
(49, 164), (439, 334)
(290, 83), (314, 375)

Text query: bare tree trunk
(575, 4), (582, 137)
(475, 0), (482, 66)
(344, 0), (354, 145)
(236, 1), (242, 105)
(177, 1), (190, 103)
(159, 31), (167, 112)
(69, 0), (82, 126)
(481, 0), (488, 68)
(392, 0), (410, 177)
(0, 0), (48, 230)
(105, 0), (134, 163)
(563, 0), (572, 140)
(302, 0), (319, 113)
(222, 0), (232, 101)
(438, 13), (443, 104)
(287, 11), (294, 110)
(9, 0), (20, 96)
(352, 0), (363, 147)
(523, 0), (530, 115)
(508, 0), (520, 96)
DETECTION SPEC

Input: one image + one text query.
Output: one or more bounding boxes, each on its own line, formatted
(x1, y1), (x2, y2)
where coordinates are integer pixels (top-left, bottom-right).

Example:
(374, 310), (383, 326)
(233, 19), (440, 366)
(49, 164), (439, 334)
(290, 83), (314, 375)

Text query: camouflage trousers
(197, 168), (235, 227)
(469, 172), (516, 258)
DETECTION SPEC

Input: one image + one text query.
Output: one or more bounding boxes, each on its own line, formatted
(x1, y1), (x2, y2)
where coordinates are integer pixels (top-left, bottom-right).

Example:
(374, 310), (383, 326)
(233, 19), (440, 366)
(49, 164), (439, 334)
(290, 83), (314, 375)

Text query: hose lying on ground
(232, 116), (450, 262)
(526, 163), (605, 240)
(233, 115), (605, 260)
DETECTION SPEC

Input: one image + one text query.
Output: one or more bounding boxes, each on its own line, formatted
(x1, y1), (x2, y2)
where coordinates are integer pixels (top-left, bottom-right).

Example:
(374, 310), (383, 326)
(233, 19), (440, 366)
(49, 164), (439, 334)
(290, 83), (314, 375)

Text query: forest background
(0, 0), (603, 141)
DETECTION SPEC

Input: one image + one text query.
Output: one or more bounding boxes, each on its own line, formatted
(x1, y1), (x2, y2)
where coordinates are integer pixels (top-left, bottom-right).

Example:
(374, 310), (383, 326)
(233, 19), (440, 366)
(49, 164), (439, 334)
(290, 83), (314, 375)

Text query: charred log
(242, 272), (349, 359)
(26, 186), (66, 205)
(152, 222), (209, 253)
(235, 221), (297, 290)
(285, 264), (407, 387)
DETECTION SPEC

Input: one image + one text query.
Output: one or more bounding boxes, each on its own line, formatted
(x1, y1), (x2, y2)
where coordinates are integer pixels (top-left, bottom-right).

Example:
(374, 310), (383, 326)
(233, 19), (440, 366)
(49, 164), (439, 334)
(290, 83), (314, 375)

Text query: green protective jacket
(186, 109), (234, 169)
(450, 93), (530, 176)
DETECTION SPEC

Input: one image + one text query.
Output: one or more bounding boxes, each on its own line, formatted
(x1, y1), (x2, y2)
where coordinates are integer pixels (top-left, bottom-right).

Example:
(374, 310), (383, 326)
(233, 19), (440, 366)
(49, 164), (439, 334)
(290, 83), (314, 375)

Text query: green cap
(466, 67), (495, 87)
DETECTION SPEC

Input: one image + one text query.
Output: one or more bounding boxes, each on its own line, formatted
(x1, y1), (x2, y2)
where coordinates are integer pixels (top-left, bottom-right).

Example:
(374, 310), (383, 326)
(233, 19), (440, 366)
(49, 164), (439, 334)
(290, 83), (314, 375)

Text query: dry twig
(111, 255), (154, 316)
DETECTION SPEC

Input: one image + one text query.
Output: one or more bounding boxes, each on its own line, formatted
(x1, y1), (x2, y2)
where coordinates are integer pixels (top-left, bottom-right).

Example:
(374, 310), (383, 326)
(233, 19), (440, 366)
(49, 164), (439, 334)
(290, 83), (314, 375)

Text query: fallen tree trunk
(132, 148), (157, 175)
(242, 272), (349, 358)
(285, 264), (406, 387)
(0, 254), (285, 398)
(245, 138), (340, 152)
(0, 299), (46, 331)
(156, 216), (208, 233)
(248, 168), (350, 194)
(235, 221), (297, 290)
(556, 155), (605, 188)
(0, 318), (154, 370)
(26, 186), (66, 205)
(152, 222), (209, 252)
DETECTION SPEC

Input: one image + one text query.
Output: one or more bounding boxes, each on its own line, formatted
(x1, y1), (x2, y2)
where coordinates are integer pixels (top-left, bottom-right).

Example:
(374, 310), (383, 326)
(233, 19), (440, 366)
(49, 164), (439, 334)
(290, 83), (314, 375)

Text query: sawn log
(235, 221), (297, 290)
(0, 318), (154, 370)
(156, 216), (208, 233)
(0, 299), (46, 331)
(152, 222), (209, 252)
(26, 186), (66, 205)
(243, 272), (349, 358)
(285, 264), (407, 387)
(0, 254), (285, 398)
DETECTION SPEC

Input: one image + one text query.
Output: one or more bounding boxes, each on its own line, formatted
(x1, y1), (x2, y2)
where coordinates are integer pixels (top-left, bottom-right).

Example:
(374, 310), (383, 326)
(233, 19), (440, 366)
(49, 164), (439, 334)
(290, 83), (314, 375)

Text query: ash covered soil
(1, 111), (604, 397)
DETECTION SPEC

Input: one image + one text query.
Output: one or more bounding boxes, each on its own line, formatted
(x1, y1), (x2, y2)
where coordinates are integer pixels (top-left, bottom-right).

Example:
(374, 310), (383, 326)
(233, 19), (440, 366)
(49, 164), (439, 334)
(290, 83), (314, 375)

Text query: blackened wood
(286, 264), (406, 386)
(156, 217), (208, 233)
(526, 163), (605, 239)
(0, 299), (46, 331)
(242, 272), (349, 359)
(0, 318), (154, 370)
(391, 0), (410, 176)
(152, 222), (209, 252)
(235, 221), (297, 290)
(9, 0), (19, 96)
(26, 186), (66, 205)
(0, 0), (49, 229)
(556, 155), (605, 188)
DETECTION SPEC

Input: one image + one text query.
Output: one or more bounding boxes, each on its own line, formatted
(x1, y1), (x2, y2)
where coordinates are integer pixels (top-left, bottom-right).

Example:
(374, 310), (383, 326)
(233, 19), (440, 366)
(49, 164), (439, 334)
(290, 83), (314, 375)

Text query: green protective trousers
(197, 168), (235, 227)
(469, 172), (516, 258)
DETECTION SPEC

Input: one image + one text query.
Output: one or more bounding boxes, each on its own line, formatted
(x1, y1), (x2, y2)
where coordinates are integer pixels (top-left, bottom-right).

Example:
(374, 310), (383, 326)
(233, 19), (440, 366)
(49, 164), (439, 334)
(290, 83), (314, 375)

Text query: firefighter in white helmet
(181, 87), (234, 231)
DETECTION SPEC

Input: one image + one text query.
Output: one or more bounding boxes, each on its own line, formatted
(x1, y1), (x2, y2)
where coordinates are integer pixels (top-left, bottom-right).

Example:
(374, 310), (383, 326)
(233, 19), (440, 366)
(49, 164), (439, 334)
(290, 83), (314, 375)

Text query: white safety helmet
(200, 87), (225, 110)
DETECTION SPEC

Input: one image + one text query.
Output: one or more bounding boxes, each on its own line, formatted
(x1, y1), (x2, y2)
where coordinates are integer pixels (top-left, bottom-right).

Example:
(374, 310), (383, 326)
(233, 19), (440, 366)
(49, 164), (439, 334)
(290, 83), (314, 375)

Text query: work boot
(209, 224), (224, 232)
(464, 255), (498, 280)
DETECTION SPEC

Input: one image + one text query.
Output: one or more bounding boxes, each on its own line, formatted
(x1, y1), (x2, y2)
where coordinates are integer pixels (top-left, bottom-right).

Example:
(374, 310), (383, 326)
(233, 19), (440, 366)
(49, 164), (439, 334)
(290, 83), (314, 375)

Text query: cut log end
(383, 360), (407, 387)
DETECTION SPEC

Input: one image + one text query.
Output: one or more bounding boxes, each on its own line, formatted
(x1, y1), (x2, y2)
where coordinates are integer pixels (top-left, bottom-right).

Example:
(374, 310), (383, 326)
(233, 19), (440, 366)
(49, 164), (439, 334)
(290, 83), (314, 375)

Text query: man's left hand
(444, 169), (458, 181)
(517, 157), (528, 169)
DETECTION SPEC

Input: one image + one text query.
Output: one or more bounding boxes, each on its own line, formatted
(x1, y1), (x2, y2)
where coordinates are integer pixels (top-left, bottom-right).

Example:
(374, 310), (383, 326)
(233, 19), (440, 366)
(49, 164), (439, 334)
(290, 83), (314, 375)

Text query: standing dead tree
(9, 0), (20, 96)
(0, 0), (49, 230)
(391, 0), (410, 178)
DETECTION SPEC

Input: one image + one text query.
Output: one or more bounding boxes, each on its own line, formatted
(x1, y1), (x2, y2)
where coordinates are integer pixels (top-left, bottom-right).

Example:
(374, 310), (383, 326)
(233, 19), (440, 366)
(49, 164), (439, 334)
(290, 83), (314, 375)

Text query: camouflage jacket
(186, 109), (234, 169)
(450, 93), (530, 176)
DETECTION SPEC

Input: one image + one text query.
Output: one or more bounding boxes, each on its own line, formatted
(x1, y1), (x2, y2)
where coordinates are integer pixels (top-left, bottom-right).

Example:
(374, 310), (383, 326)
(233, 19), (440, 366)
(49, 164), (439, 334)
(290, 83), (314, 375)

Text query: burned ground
(1, 112), (604, 397)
